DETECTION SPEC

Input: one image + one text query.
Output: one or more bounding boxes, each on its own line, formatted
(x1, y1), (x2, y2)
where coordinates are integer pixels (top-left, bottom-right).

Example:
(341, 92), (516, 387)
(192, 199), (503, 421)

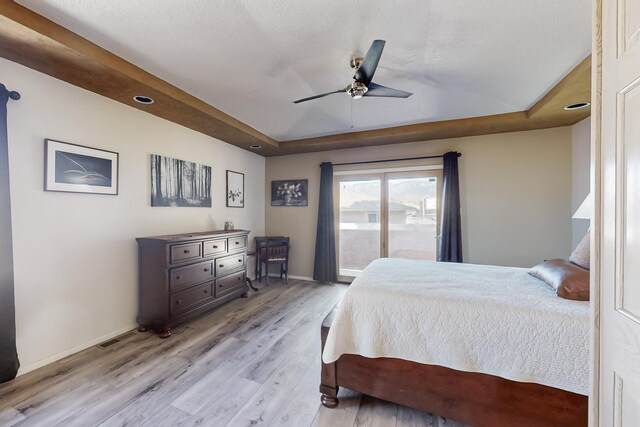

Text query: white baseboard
(17, 323), (138, 376)
(287, 274), (314, 281)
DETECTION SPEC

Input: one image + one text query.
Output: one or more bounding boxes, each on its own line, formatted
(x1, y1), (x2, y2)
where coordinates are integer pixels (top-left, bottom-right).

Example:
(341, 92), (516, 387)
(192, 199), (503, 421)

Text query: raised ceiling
(3, 1), (591, 155)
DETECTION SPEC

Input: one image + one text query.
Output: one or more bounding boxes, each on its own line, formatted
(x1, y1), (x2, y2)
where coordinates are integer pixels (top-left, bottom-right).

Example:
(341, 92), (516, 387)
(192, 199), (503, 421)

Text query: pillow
(529, 259), (590, 301)
(569, 232), (590, 270)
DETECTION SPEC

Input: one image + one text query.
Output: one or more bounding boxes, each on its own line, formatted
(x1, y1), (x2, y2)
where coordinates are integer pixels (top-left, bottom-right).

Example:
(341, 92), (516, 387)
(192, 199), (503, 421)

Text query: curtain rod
(330, 152), (461, 167)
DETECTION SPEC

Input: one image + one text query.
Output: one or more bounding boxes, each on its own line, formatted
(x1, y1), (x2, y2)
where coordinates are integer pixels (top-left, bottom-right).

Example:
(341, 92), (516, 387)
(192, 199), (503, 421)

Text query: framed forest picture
(150, 154), (212, 207)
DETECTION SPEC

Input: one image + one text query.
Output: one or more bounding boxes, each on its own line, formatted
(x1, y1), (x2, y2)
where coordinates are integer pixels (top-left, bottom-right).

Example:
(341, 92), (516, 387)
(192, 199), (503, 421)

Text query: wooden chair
(257, 237), (290, 285)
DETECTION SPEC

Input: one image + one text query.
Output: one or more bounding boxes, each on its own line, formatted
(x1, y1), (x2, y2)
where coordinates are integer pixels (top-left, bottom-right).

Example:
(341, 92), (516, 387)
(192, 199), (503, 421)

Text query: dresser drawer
(228, 236), (247, 252)
(215, 253), (245, 276)
(169, 242), (202, 264)
(203, 239), (227, 257)
(216, 270), (246, 298)
(170, 260), (214, 292)
(170, 282), (214, 316)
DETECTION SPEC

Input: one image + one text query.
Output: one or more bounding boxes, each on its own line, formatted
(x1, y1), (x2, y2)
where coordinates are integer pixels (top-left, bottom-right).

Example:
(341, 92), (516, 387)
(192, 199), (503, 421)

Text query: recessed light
(564, 102), (590, 111)
(249, 144), (262, 149)
(133, 95), (155, 105)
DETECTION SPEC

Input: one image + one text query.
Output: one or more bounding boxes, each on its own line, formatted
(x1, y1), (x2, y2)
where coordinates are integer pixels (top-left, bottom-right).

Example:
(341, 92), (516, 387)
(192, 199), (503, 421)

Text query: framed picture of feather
(44, 139), (119, 195)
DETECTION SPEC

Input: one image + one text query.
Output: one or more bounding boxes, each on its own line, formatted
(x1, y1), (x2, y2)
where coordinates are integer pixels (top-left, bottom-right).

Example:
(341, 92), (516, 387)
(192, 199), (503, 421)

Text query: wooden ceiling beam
(527, 55), (591, 119)
(278, 108), (589, 155)
(0, 2), (280, 155)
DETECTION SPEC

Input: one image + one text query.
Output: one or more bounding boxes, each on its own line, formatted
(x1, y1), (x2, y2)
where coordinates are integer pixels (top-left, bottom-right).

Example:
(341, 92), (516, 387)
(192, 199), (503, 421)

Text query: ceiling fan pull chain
(350, 98), (354, 130)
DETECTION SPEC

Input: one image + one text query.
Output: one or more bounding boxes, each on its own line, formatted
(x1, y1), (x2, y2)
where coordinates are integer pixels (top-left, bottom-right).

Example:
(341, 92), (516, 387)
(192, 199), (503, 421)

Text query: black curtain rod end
(9, 91), (20, 100)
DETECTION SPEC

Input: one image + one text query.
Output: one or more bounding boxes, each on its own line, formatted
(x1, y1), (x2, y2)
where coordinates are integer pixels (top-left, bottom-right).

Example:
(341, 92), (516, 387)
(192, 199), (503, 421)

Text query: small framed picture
(44, 139), (119, 195)
(226, 170), (244, 208)
(271, 179), (308, 206)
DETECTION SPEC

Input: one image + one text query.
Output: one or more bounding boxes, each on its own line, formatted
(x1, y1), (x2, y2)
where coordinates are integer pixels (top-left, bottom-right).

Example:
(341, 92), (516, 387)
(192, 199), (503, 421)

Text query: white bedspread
(322, 258), (590, 395)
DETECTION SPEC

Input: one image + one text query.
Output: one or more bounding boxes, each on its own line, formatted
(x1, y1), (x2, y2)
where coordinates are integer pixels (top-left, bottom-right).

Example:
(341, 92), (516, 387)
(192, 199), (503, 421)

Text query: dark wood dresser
(136, 229), (250, 338)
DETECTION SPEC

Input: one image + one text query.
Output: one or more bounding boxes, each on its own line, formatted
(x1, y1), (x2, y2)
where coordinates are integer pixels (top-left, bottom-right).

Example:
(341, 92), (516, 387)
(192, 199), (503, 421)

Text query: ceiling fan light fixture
(347, 82), (368, 99)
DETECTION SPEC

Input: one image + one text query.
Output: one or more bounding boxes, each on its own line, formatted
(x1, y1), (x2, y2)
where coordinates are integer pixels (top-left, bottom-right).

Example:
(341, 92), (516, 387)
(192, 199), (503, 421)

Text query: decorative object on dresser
(150, 154), (212, 207)
(226, 170), (244, 208)
(44, 139), (119, 195)
(137, 230), (250, 338)
(271, 179), (308, 206)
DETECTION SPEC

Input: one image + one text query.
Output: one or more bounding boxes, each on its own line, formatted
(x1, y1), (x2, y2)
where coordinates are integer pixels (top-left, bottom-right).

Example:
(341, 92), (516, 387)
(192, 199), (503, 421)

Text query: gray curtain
(313, 162), (337, 283)
(438, 151), (463, 263)
(0, 84), (20, 382)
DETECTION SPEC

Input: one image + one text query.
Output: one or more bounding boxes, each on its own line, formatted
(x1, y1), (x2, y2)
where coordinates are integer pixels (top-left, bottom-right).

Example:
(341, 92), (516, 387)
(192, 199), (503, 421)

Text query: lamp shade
(573, 193), (592, 220)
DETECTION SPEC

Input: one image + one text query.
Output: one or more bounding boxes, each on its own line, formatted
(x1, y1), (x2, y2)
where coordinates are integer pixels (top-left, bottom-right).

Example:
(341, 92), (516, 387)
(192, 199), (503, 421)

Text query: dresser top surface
(137, 229), (250, 243)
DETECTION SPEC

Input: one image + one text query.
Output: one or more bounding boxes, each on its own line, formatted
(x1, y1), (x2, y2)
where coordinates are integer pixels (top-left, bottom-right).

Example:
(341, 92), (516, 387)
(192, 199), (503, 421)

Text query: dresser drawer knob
(184, 249), (190, 254)
(176, 275), (183, 280)
(212, 245), (218, 249)
(219, 264), (224, 268)
(238, 259), (242, 263)
(203, 289), (208, 294)
(235, 241), (239, 245)
(237, 277), (242, 281)
(218, 284), (223, 288)
(204, 268), (209, 272)
(176, 299), (183, 305)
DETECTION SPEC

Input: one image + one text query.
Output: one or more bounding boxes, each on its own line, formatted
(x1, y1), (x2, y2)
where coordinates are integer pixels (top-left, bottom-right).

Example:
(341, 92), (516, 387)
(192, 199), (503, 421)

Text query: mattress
(322, 258), (590, 395)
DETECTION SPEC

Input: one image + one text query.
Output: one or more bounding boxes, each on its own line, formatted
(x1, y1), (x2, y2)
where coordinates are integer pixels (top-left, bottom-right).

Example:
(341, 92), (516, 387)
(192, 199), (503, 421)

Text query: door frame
(591, 0), (602, 424)
(333, 166), (443, 283)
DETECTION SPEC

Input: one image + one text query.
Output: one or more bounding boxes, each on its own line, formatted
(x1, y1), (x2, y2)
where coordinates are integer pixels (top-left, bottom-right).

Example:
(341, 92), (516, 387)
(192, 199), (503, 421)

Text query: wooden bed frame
(320, 306), (588, 427)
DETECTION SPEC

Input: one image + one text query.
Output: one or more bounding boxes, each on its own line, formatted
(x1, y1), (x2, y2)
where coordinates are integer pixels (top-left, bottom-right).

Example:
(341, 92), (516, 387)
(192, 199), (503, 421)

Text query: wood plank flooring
(0, 279), (470, 427)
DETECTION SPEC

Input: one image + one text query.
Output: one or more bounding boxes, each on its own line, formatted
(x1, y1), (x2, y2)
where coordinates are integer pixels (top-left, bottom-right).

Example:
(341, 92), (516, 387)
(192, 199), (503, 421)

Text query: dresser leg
(137, 325), (148, 332)
(246, 277), (259, 292)
(158, 328), (171, 339)
(241, 292), (249, 298)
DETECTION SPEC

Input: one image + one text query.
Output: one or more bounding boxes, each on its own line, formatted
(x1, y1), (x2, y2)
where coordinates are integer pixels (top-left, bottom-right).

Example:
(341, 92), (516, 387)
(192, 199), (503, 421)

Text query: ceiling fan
(293, 40), (413, 104)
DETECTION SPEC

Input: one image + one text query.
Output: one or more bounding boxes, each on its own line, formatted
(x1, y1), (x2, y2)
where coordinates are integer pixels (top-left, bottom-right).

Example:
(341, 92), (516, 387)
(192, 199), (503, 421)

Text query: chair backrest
(260, 237), (289, 262)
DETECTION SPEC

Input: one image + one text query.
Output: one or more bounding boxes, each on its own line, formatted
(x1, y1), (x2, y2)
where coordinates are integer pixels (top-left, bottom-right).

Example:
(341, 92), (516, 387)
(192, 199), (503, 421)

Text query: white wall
(571, 117), (591, 248)
(1, 58), (265, 374)
(266, 127), (573, 277)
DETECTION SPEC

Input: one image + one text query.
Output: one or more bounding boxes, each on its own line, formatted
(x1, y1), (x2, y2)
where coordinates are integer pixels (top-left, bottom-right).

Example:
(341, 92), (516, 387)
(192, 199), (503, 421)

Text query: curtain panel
(0, 84), (20, 383)
(313, 162), (337, 283)
(438, 151), (463, 263)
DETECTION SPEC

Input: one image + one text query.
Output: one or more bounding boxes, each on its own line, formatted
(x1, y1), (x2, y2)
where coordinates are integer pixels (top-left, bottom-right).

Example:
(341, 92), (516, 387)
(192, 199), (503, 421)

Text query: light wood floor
(0, 279), (470, 427)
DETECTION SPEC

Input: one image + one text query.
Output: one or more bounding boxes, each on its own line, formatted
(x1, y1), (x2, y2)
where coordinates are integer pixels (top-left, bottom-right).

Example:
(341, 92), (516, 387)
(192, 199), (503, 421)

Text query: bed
(319, 258), (589, 426)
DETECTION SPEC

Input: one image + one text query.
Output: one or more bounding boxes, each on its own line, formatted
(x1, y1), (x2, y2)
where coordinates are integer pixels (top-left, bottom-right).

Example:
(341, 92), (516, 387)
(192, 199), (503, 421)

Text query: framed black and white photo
(150, 154), (212, 207)
(271, 179), (308, 206)
(44, 139), (119, 195)
(226, 170), (244, 208)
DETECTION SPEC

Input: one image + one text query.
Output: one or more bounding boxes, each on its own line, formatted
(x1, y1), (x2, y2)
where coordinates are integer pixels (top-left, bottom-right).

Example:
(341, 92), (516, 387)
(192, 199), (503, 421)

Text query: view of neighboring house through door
(334, 166), (443, 280)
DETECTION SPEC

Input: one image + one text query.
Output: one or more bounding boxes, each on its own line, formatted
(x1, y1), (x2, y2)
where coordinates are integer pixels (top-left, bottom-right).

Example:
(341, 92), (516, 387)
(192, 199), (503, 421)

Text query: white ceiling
(17, 0), (591, 141)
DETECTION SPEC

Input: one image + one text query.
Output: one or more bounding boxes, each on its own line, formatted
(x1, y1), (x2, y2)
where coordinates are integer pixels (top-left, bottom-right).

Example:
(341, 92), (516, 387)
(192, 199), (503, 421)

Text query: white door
(598, 0), (640, 424)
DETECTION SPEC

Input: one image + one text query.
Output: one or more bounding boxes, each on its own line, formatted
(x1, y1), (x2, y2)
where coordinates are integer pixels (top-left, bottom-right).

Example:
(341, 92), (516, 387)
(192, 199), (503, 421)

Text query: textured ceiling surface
(16, 0), (591, 141)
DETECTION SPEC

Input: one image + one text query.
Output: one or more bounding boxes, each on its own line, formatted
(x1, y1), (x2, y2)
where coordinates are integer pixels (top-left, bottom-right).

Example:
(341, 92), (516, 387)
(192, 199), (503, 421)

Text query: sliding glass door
(336, 169), (442, 280)
(337, 176), (382, 277)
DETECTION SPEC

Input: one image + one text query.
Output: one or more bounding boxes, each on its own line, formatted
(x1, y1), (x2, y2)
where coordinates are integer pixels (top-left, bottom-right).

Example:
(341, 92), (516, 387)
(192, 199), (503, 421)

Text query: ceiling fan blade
(293, 89), (346, 104)
(363, 82), (412, 98)
(354, 40), (386, 85)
